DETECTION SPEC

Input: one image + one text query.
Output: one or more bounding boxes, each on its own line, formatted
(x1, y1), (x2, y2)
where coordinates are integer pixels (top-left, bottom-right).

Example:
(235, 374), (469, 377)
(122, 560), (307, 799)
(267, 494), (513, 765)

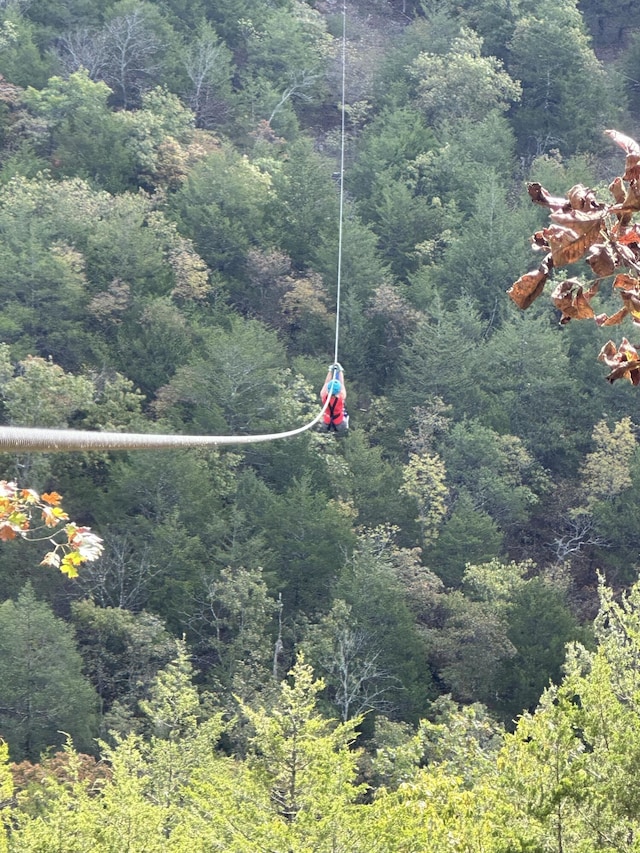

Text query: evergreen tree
(182, 656), (364, 852)
(0, 584), (98, 761)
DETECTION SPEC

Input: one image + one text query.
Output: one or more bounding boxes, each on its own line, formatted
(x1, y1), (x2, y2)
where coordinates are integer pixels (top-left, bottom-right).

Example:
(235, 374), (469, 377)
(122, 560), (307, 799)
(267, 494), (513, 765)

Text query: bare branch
(55, 28), (110, 79)
(549, 512), (609, 564)
(71, 533), (161, 610)
(268, 71), (318, 124)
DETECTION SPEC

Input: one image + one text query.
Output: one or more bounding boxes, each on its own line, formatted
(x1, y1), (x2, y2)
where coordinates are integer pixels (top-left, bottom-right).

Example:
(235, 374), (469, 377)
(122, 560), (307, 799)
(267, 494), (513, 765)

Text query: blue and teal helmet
(327, 379), (342, 396)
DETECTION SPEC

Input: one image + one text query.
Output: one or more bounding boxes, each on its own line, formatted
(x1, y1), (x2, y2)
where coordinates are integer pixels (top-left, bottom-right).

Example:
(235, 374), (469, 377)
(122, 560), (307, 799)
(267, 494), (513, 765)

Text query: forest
(1, 0), (640, 848)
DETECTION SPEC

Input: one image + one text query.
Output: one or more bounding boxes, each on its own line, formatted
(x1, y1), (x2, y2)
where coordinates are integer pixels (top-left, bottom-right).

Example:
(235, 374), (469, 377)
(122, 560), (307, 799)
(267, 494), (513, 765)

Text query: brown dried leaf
(610, 176), (626, 204)
(586, 243), (616, 278)
(550, 278), (598, 324)
(513, 129), (640, 390)
(595, 307), (629, 327)
(613, 273), (640, 292)
(605, 129), (640, 156)
(612, 274), (640, 324)
(598, 339), (619, 365)
(610, 183), (640, 218)
(567, 184), (605, 212)
(598, 337), (640, 384)
(609, 176), (635, 226)
(542, 224), (577, 254)
(507, 266), (548, 309)
(624, 159), (640, 183)
(618, 289), (640, 324)
(605, 129), (640, 181)
(546, 210), (605, 266)
(615, 242), (640, 272)
(527, 182), (570, 211)
(531, 231), (549, 252)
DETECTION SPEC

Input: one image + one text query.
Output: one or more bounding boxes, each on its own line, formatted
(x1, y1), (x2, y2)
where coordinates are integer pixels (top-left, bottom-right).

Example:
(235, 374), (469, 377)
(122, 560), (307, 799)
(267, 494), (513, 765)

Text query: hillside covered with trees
(1, 0), (640, 847)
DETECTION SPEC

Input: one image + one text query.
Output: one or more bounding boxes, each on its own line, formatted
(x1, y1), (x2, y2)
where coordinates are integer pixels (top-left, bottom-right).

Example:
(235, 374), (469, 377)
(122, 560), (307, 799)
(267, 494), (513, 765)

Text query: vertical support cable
(333, 0), (347, 367)
(0, 7), (350, 452)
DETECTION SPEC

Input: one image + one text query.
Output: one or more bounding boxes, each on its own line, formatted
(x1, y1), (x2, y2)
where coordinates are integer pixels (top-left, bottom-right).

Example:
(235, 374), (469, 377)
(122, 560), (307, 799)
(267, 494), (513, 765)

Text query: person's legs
(335, 413), (349, 433)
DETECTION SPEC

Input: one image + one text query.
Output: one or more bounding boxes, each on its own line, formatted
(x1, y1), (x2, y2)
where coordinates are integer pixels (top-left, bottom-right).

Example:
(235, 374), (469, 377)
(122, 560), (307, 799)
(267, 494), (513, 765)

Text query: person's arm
(322, 363), (346, 399)
(321, 368), (333, 398)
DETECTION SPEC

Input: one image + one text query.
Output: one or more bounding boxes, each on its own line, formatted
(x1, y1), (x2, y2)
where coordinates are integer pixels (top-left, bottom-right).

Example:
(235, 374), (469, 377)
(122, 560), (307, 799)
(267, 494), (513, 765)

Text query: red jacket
(321, 389), (346, 427)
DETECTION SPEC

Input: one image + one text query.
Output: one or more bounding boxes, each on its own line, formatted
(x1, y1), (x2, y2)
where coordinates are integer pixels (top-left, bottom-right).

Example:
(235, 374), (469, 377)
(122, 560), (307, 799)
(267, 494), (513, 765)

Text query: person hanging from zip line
(320, 362), (349, 433)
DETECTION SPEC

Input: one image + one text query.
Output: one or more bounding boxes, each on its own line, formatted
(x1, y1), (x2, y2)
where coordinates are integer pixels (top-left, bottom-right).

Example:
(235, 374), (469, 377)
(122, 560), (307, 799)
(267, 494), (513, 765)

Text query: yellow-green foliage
(400, 451), (449, 546)
(580, 417), (637, 507)
(12, 577), (640, 852)
(0, 741), (11, 853)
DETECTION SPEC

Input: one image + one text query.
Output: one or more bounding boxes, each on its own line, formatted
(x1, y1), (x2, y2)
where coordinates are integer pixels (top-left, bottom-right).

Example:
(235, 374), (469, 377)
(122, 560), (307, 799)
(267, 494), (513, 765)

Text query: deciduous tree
(399, 450), (448, 548)
(507, 0), (617, 156)
(180, 20), (234, 129)
(70, 599), (175, 732)
(409, 28), (521, 125)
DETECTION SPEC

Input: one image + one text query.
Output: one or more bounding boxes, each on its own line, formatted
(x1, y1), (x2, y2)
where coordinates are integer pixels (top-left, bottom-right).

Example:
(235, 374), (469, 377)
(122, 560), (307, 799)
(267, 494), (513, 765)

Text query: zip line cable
(0, 5), (349, 454)
(333, 0), (347, 368)
(0, 417), (331, 453)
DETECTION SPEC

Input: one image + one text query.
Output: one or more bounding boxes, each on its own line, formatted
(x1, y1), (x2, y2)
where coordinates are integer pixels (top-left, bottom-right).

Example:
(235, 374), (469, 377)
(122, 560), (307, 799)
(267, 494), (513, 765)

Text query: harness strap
(327, 397), (342, 430)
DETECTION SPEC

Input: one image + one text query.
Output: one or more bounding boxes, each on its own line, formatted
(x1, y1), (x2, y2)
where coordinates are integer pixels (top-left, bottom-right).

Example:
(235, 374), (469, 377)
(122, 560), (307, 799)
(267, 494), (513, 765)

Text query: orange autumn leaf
(613, 273), (640, 291)
(41, 491), (63, 506)
(0, 479), (102, 574)
(0, 524), (17, 541)
(615, 225), (640, 246)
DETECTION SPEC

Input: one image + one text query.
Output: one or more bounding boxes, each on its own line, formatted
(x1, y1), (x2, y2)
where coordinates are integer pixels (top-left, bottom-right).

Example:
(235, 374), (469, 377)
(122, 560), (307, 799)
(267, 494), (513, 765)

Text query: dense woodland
(1, 0), (640, 848)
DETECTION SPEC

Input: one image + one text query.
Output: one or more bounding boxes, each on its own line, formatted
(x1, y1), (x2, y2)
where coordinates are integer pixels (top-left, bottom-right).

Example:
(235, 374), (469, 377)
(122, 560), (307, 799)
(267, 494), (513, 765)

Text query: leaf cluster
(510, 130), (640, 386)
(0, 480), (102, 577)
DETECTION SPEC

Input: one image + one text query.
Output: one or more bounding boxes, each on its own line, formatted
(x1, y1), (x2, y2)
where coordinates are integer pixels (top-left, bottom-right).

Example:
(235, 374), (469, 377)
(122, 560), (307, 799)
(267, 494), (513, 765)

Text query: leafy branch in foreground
(0, 481), (103, 576)
(509, 129), (640, 385)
